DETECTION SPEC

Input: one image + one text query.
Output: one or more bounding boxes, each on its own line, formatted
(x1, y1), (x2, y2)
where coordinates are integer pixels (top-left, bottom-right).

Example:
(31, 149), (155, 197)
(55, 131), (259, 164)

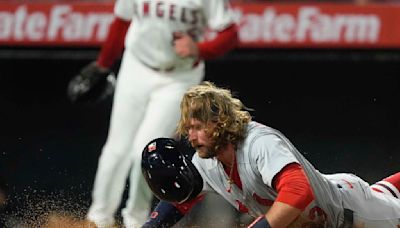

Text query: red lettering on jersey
(156, 2), (164, 17)
(136, 1), (202, 25)
(295, 206), (327, 228)
(308, 206), (327, 221)
(252, 193), (274, 206)
(181, 8), (188, 23)
(190, 10), (198, 25)
(143, 1), (150, 16)
(235, 200), (249, 213)
(169, 4), (176, 21)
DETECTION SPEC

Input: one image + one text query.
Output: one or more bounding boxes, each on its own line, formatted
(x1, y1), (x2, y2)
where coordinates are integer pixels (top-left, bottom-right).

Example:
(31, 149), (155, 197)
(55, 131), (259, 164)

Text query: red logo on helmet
(150, 211), (159, 218)
(148, 142), (156, 152)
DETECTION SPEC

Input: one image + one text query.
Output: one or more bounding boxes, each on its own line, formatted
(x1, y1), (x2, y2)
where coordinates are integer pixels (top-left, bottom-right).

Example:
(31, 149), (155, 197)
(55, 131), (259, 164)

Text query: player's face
(186, 118), (217, 158)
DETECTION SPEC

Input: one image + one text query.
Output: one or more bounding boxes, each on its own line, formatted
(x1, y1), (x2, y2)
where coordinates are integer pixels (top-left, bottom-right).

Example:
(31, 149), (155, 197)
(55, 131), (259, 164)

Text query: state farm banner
(0, 2), (114, 46)
(234, 3), (400, 48)
(1, 2), (400, 48)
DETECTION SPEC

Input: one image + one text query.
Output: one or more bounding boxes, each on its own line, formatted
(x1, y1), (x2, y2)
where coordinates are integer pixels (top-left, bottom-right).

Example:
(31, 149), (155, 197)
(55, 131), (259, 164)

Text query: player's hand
(173, 32), (199, 58)
(67, 61), (116, 103)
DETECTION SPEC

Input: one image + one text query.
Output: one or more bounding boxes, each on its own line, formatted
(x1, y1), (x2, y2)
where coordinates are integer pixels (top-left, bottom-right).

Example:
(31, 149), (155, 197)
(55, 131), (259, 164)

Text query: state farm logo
(0, 5), (113, 42)
(233, 6), (381, 44)
(0, 3), (386, 46)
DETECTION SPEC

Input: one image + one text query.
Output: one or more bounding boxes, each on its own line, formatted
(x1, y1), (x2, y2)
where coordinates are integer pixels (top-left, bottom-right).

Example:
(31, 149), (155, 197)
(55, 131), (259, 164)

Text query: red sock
(382, 172), (400, 192)
(371, 172), (400, 198)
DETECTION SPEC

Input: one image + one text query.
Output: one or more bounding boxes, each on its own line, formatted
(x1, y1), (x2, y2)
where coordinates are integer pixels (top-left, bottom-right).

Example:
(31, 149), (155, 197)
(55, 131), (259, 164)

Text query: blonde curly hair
(177, 81), (252, 151)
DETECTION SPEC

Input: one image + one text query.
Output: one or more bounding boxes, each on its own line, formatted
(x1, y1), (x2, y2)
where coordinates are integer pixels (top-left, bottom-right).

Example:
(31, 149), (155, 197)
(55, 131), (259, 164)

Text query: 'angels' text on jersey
(133, 1), (201, 25)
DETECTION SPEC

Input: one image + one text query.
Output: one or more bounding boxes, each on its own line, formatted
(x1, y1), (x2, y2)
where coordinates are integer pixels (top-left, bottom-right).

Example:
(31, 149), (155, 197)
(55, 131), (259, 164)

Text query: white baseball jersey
(115, 0), (234, 70)
(192, 121), (400, 228)
(87, 0), (236, 227)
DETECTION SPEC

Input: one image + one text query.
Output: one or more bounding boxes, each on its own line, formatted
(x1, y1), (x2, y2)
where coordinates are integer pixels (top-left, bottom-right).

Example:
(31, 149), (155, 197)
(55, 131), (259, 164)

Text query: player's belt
(136, 58), (175, 73)
(149, 65), (175, 73)
(140, 59), (200, 73)
(341, 209), (354, 228)
(336, 183), (354, 228)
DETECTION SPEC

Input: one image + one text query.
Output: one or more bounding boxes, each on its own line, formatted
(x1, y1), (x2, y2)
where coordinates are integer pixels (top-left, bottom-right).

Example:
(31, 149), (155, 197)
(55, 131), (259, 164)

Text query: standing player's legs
(121, 63), (204, 227)
(87, 53), (160, 227)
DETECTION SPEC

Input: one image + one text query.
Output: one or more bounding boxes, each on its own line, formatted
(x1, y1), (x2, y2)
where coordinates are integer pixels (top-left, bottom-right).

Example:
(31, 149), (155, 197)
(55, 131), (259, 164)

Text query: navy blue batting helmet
(141, 138), (203, 203)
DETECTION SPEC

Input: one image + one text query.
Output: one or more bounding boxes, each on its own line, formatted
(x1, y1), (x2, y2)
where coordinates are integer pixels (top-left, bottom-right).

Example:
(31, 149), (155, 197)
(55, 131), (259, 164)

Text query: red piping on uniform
(372, 187), (384, 193)
(376, 183), (398, 198)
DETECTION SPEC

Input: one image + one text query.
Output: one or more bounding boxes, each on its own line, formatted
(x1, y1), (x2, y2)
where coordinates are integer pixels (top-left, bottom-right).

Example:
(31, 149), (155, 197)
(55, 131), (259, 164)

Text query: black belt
(341, 209), (354, 228)
(149, 66), (175, 72)
(138, 59), (175, 73)
(337, 184), (354, 228)
(141, 59), (200, 73)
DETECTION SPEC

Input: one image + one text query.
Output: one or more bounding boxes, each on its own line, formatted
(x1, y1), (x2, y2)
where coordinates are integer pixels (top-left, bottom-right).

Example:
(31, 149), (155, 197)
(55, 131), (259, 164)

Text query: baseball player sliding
(141, 81), (400, 228)
(67, 0), (239, 227)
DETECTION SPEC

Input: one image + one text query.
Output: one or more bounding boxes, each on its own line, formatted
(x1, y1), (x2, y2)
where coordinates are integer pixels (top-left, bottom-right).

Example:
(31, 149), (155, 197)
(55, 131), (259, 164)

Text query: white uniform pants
(87, 50), (204, 228)
(327, 173), (400, 228)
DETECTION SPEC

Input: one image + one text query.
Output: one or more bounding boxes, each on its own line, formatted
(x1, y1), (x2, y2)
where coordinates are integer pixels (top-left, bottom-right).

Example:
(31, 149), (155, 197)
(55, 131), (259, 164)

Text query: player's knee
(371, 173), (400, 198)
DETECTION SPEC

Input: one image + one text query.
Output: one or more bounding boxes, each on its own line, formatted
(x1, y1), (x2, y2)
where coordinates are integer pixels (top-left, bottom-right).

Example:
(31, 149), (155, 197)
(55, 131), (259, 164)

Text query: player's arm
(141, 201), (183, 228)
(142, 195), (205, 228)
(96, 16), (131, 69)
(197, 23), (239, 59)
(173, 24), (239, 59)
(249, 163), (314, 228)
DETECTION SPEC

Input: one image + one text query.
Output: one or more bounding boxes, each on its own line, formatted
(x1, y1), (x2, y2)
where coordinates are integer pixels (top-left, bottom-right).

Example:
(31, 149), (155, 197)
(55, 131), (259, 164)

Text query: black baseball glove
(67, 61), (116, 103)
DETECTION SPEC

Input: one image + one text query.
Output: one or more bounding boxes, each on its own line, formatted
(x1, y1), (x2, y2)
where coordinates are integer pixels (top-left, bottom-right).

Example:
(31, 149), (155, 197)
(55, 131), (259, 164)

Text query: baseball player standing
(67, 0), (239, 227)
(141, 81), (400, 228)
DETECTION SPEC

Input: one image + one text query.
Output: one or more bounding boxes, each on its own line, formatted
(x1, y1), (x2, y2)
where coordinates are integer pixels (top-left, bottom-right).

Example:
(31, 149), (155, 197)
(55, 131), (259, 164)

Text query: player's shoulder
(245, 121), (281, 142)
(243, 121), (290, 155)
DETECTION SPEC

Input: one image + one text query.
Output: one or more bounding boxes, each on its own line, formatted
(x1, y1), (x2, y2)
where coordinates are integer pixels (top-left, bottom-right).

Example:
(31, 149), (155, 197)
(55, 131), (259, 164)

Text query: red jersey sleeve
(96, 16), (131, 68)
(272, 163), (314, 210)
(197, 24), (239, 60)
